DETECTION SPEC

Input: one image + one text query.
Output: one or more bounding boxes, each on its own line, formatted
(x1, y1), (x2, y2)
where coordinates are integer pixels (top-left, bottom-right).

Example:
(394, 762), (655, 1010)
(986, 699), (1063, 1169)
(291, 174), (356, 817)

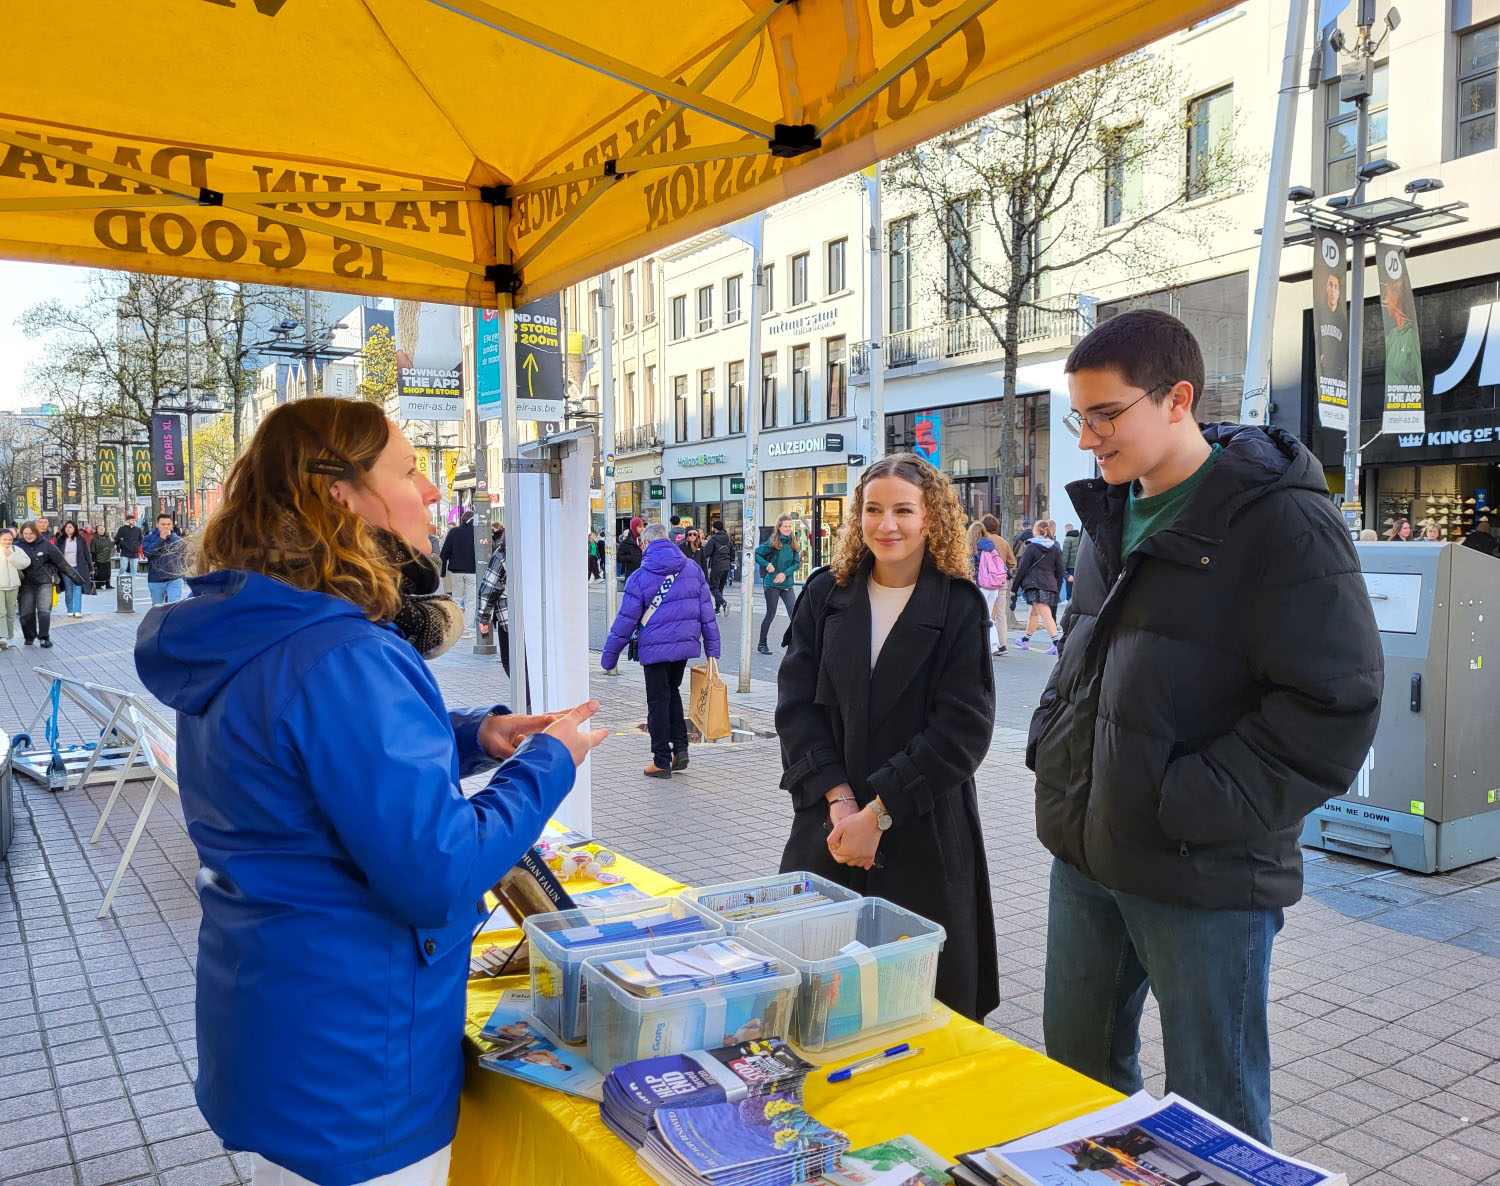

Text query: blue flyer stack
(639, 1092), (850, 1186)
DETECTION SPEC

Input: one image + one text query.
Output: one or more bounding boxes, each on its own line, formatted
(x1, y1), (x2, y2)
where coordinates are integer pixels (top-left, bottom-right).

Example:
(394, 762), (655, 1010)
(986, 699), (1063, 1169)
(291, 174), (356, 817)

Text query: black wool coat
(776, 551), (1000, 1022)
(1028, 424), (1384, 910)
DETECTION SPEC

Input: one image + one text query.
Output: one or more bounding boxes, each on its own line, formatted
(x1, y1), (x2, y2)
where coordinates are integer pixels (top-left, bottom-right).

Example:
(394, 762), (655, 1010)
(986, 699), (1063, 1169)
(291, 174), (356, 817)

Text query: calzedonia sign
(766, 433), (843, 458)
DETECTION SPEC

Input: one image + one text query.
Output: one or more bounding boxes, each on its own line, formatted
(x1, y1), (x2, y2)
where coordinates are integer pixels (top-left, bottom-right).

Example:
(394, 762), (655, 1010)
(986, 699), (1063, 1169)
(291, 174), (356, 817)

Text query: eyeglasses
(1063, 382), (1170, 439)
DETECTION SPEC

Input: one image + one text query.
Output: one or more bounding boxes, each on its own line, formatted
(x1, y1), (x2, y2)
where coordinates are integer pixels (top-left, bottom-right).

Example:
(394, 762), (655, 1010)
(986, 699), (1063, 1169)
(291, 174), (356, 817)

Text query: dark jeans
(17, 582), (51, 642)
(94, 558), (113, 588)
(710, 569), (731, 610)
(642, 659), (689, 769)
(1043, 858), (1282, 1144)
(758, 583), (796, 646)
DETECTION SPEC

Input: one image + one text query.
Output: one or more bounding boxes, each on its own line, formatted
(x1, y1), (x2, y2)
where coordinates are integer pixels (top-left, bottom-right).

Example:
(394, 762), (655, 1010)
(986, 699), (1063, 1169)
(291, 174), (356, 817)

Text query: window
(727, 360), (745, 434)
(1102, 123), (1143, 226)
(644, 259), (657, 322)
(825, 337), (847, 419)
(696, 285), (713, 333)
(791, 252), (809, 305)
(1324, 64), (1387, 192)
(670, 294), (687, 341)
(791, 344), (810, 424)
(724, 275), (743, 325)
(673, 374), (689, 441)
(588, 288), (600, 343)
(622, 270), (636, 333)
(762, 262), (776, 312)
(699, 368), (716, 438)
(888, 216), (913, 334)
(623, 370), (636, 430)
(1186, 86), (1233, 199)
(645, 365), (657, 422)
(1458, 24), (1498, 159)
(945, 195), (977, 320)
(608, 278), (617, 336)
(761, 352), (778, 429)
(826, 238), (847, 294)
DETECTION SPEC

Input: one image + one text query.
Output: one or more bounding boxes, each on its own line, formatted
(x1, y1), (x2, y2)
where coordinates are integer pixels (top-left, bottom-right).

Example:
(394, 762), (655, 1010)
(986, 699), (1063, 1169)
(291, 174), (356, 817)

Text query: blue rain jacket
(135, 570), (575, 1185)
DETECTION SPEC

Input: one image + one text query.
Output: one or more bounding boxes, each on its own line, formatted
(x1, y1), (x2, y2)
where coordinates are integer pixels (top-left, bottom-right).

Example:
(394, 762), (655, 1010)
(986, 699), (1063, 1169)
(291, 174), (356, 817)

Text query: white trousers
(979, 586), (1003, 649)
(250, 1145), (451, 1186)
(451, 572), (477, 619)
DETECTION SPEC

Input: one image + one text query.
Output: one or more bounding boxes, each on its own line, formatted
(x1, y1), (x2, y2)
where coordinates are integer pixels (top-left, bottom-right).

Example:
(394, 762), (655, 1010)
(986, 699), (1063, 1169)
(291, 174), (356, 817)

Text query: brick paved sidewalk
(2, 594), (1499, 1185)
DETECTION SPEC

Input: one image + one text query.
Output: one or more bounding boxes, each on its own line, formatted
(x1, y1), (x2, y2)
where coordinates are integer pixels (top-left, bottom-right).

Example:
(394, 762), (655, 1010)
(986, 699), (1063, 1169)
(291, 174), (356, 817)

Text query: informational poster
(132, 444), (154, 497)
(395, 300), (464, 421)
(513, 294), (565, 422)
(1313, 230), (1350, 432)
(95, 445), (121, 499)
(1378, 243), (1424, 434)
(151, 413), (186, 490)
(477, 307), (504, 422)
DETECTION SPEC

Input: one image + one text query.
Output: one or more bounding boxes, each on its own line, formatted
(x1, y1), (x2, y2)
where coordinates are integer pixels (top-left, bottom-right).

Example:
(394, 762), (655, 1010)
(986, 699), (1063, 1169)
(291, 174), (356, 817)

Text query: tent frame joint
(197, 188), (224, 207)
(478, 185), (512, 208)
(769, 124), (822, 159)
(485, 263), (521, 294)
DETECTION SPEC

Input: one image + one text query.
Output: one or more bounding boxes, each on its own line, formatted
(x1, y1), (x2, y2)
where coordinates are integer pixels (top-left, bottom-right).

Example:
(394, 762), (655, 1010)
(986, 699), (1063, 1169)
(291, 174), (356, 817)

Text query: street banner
(1378, 243), (1424, 434)
(61, 462), (83, 508)
(13, 493), (25, 521)
(1313, 229), (1350, 431)
(25, 486), (41, 518)
(43, 476), (59, 513)
(513, 293), (564, 422)
(476, 307), (504, 423)
(131, 444), (154, 497)
(151, 413), (186, 490)
(395, 301), (463, 421)
(95, 445), (121, 499)
(443, 449), (460, 497)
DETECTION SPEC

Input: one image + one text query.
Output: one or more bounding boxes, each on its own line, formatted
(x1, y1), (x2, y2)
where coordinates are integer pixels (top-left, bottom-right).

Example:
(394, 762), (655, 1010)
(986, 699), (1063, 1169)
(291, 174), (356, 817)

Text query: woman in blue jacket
(135, 398), (606, 1186)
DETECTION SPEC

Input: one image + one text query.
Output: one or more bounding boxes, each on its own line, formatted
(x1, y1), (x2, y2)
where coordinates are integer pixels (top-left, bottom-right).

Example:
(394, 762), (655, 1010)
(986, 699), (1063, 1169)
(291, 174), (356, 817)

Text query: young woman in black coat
(1012, 518), (1065, 654)
(14, 521), (89, 647)
(775, 452), (999, 1023)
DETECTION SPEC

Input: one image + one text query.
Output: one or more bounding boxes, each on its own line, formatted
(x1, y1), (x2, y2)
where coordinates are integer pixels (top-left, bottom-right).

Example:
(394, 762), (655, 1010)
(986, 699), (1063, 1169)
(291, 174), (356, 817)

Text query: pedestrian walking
(618, 516), (645, 580)
(587, 530), (603, 581)
(14, 521), (89, 648)
(1029, 308), (1382, 1142)
(0, 526), (29, 649)
(1384, 518), (1412, 541)
(477, 542), (511, 676)
(1011, 518), (1034, 556)
(1013, 520), (1065, 654)
(668, 515), (688, 546)
(114, 512), (144, 578)
(680, 526), (707, 575)
(134, 397), (607, 1186)
(701, 519), (735, 613)
(142, 514), (188, 605)
(54, 521), (90, 617)
(776, 452), (999, 1023)
(90, 523), (114, 589)
(967, 519), (1013, 655)
(1060, 522), (1081, 602)
(754, 514), (800, 655)
(600, 522), (721, 779)
(439, 511), (477, 620)
(1464, 516), (1498, 556)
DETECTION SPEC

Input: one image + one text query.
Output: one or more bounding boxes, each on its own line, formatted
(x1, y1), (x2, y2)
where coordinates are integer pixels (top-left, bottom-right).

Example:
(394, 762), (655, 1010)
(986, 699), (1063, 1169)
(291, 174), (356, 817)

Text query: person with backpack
(1027, 309), (1382, 1143)
(601, 522), (721, 779)
(967, 520), (1014, 656)
(700, 519), (735, 614)
(1012, 520), (1065, 654)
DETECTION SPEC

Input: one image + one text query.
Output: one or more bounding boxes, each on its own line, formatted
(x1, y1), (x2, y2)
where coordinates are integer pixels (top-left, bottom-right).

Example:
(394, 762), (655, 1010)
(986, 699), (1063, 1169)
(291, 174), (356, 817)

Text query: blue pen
(826, 1043), (922, 1083)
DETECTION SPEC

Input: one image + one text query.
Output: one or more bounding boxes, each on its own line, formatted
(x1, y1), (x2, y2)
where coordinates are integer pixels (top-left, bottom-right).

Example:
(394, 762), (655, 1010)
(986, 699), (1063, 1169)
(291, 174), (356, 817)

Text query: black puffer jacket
(1014, 537), (1065, 595)
(1026, 425), (1383, 910)
(16, 535), (89, 590)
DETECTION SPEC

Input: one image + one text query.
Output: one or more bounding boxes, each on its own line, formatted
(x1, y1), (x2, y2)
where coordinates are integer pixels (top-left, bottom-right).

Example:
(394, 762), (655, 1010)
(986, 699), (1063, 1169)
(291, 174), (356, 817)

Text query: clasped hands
(825, 783), (882, 871)
(479, 701), (608, 767)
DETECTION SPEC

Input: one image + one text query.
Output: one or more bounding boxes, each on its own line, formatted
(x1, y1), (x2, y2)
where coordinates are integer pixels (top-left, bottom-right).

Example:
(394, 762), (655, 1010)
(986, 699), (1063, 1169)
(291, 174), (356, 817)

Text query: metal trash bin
(1300, 541), (1500, 872)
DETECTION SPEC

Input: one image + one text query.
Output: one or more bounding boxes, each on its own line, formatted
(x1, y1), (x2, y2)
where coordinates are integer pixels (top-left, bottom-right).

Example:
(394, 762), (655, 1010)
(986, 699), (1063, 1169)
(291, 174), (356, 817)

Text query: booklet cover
(644, 1093), (849, 1185)
(816, 1135), (954, 1185)
(476, 989), (605, 1101)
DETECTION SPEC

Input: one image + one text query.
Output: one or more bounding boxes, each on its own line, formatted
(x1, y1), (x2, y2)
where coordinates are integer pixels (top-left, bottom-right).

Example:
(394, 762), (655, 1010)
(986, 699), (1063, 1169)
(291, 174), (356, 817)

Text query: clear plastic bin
(581, 938), (800, 1071)
(744, 897), (944, 1053)
(523, 898), (723, 1045)
(681, 871), (862, 936)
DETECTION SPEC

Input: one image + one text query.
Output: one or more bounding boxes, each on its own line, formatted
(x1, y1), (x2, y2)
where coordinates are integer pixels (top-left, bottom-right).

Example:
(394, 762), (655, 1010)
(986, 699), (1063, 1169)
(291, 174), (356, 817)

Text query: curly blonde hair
(829, 452), (971, 585)
(194, 398), (404, 622)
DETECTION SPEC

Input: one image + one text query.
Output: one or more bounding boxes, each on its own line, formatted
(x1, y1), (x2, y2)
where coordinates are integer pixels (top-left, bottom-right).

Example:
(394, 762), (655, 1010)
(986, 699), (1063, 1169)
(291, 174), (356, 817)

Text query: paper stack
(638, 1092), (850, 1186)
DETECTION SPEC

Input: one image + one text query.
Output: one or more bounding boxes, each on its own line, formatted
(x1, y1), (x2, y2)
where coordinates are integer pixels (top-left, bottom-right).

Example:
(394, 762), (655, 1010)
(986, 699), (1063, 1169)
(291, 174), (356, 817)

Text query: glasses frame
(1063, 381), (1171, 439)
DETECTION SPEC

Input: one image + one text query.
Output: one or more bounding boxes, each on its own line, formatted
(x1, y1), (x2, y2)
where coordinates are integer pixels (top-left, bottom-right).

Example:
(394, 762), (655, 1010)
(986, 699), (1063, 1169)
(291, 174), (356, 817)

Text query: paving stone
(78, 1147), (156, 1186)
(70, 1118), (149, 1161)
(0, 1110), (66, 1151)
(156, 1156), (239, 1186)
(140, 1106), (210, 1145)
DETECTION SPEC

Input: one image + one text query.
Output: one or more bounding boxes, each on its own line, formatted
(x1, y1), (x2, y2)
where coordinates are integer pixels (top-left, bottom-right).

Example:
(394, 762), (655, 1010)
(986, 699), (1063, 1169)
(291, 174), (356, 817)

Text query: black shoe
(672, 753), (689, 771)
(39, 639), (53, 648)
(757, 642), (771, 655)
(644, 764), (673, 779)
(24, 638), (35, 646)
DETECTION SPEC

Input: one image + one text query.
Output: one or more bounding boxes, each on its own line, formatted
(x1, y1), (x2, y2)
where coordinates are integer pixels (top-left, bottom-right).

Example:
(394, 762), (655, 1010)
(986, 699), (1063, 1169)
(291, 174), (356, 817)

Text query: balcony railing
(615, 424), (665, 455)
(852, 296), (1093, 375)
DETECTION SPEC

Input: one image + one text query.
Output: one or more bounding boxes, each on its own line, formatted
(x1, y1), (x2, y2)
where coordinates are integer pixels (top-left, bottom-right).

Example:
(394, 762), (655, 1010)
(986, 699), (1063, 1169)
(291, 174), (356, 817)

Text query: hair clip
(306, 458), (353, 479)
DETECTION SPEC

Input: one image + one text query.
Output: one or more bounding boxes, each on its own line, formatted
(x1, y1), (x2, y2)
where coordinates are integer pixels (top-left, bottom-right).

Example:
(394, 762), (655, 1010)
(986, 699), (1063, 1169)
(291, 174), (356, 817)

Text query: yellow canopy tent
(0, 0), (1229, 307)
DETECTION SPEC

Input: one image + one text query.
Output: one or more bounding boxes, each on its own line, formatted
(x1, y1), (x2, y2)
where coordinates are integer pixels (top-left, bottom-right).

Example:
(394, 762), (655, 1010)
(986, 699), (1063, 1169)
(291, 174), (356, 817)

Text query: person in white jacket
(0, 526), (30, 649)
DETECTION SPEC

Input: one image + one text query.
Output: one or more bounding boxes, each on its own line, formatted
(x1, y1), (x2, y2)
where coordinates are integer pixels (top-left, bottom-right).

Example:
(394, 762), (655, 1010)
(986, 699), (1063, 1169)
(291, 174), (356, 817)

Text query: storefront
(611, 454), (664, 537)
(758, 429), (850, 582)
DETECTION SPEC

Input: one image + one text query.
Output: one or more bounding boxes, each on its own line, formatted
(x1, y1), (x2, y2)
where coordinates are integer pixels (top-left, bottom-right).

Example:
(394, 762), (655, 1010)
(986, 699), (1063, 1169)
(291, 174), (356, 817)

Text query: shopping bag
(688, 658), (732, 741)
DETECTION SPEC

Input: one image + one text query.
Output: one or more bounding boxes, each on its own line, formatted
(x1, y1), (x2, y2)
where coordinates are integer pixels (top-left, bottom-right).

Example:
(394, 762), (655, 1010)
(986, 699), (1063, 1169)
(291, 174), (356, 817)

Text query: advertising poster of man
(1379, 242), (1425, 433)
(1313, 229), (1350, 431)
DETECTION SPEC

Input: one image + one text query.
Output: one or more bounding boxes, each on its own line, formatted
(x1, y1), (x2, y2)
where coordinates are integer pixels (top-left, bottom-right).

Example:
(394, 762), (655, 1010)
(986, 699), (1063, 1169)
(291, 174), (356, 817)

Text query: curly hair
(194, 398), (404, 622)
(829, 452), (971, 585)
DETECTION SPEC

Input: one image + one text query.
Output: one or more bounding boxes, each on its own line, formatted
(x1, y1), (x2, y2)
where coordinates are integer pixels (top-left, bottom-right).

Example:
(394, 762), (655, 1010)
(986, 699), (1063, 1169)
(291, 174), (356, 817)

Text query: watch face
(876, 811), (892, 831)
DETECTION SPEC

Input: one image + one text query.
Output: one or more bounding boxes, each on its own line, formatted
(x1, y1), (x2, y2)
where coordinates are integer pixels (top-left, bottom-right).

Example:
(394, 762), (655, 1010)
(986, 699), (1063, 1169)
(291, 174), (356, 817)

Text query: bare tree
(886, 54), (1250, 534)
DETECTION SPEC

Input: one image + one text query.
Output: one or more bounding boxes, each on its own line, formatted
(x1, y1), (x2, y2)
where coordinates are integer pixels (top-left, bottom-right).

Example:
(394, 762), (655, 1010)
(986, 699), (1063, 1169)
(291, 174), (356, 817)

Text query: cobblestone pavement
(2, 588), (1499, 1185)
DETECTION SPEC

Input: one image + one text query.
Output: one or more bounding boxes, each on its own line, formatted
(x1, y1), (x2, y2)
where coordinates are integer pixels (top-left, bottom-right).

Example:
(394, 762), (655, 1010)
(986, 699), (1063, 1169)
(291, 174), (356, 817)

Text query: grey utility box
(1301, 541), (1500, 872)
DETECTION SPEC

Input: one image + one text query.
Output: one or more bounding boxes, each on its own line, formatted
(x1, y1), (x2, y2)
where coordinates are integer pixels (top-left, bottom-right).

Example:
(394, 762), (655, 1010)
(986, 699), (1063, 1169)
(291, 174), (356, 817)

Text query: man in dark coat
(700, 519), (735, 613)
(1463, 516), (1497, 557)
(1028, 309), (1382, 1144)
(439, 511), (477, 623)
(114, 512), (144, 578)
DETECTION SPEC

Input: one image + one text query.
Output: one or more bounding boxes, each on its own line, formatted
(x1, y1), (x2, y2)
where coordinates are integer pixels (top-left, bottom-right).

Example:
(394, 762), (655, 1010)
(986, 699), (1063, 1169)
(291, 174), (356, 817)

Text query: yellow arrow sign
(522, 351), (539, 397)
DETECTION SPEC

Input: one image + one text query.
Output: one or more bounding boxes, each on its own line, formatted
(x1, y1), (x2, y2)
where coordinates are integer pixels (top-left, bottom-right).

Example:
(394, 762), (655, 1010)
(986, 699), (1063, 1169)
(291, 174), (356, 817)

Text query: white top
(867, 575), (916, 669)
(63, 537), (79, 568)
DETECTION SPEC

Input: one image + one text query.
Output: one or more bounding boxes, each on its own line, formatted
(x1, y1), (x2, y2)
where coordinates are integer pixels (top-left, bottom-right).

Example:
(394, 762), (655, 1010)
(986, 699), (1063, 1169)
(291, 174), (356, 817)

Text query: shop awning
(0, 0), (1227, 306)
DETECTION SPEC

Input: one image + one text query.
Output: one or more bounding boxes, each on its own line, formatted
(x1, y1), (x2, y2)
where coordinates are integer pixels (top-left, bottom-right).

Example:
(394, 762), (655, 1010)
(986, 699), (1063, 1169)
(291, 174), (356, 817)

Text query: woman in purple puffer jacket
(602, 522), (722, 778)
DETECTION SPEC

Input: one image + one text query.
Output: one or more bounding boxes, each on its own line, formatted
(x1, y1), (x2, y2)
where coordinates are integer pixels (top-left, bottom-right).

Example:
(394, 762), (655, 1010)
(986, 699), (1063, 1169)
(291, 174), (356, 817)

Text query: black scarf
(377, 531), (466, 660)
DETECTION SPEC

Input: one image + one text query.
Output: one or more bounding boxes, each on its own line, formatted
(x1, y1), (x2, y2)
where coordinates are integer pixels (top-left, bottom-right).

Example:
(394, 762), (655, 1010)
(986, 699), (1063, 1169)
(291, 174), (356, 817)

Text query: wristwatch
(870, 797), (892, 831)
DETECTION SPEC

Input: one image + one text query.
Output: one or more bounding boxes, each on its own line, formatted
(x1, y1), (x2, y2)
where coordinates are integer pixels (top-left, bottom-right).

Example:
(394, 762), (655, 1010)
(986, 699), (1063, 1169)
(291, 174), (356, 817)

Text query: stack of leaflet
(639, 1093), (850, 1186)
(547, 908), (712, 952)
(600, 1038), (814, 1148)
(601, 940), (785, 998)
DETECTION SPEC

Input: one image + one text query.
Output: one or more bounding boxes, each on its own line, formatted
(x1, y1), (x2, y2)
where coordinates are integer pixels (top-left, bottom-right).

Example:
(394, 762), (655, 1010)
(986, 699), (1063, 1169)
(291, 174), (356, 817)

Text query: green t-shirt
(1121, 444), (1222, 556)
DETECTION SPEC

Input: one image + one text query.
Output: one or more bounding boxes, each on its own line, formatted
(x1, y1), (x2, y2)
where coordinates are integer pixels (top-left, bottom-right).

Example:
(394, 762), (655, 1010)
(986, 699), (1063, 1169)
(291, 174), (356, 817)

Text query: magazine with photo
(641, 1092), (849, 1186)
(475, 989), (605, 1101)
(976, 1091), (1345, 1186)
(814, 1134), (954, 1185)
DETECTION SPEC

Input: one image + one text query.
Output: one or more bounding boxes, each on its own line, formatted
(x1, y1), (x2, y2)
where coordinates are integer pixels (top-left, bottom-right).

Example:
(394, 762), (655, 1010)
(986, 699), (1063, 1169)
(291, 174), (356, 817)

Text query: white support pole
(500, 302), (528, 709)
(1241, 0), (1315, 425)
(866, 162), (886, 461)
(598, 277), (619, 665)
(738, 214), (766, 695)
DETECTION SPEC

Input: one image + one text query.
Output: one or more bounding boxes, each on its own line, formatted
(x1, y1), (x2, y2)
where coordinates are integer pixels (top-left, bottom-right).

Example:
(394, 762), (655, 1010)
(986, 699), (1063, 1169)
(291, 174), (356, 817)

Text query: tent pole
(738, 213), (766, 695)
(507, 140), (765, 197)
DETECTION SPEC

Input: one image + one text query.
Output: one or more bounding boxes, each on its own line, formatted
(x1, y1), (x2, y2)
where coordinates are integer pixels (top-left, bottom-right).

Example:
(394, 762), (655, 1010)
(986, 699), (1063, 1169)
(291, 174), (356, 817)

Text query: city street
(2, 592), (1498, 1185)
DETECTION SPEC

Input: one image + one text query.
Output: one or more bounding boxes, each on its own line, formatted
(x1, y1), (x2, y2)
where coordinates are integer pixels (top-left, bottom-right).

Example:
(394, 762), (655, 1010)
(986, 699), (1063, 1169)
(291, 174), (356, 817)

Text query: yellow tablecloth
(451, 855), (1120, 1185)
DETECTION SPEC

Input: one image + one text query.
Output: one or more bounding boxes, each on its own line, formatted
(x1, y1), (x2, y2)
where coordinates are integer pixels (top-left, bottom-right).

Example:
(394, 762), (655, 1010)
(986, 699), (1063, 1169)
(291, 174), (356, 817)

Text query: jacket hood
(641, 539), (688, 575)
(136, 570), (388, 715)
(975, 538), (996, 552)
(1028, 536), (1058, 550)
